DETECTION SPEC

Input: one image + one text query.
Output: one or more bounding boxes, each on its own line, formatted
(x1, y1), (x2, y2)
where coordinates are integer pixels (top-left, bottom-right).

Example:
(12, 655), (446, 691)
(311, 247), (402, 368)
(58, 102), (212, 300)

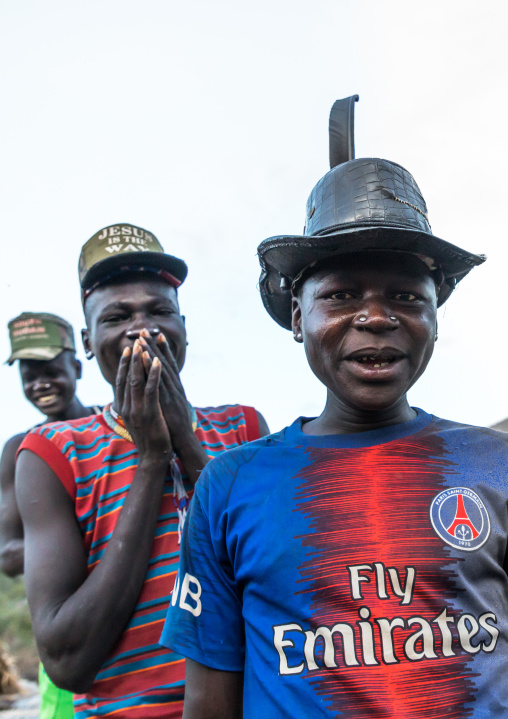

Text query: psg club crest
(430, 487), (490, 552)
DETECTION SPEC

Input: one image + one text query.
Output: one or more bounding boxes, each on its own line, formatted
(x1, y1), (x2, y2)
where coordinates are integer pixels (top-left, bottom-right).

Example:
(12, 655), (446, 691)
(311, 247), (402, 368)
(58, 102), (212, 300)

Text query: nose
(125, 327), (161, 340)
(353, 300), (399, 332)
(33, 380), (52, 391)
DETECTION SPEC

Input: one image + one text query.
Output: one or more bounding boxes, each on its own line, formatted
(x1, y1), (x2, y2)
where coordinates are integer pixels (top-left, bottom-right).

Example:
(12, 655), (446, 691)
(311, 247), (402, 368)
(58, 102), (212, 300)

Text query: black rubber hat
(257, 96), (486, 330)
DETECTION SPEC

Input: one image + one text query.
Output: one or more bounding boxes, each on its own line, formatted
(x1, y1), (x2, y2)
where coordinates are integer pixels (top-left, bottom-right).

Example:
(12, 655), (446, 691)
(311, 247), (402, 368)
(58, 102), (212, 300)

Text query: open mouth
(34, 394), (58, 406)
(346, 348), (406, 370)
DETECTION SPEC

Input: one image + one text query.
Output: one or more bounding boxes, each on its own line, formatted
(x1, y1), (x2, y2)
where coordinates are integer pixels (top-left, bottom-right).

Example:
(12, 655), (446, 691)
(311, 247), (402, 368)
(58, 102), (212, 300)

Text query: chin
(341, 387), (408, 414)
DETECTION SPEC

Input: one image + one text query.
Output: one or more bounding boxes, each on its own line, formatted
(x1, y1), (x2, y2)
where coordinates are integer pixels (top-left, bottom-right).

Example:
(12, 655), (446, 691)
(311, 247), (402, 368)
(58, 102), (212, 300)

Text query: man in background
(0, 311), (101, 719)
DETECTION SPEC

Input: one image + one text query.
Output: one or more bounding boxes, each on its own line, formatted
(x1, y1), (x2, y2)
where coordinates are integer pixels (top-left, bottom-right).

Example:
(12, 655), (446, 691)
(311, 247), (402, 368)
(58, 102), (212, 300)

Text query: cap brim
(258, 225), (486, 329)
(81, 251), (188, 292)
(6, 346), (64, 366)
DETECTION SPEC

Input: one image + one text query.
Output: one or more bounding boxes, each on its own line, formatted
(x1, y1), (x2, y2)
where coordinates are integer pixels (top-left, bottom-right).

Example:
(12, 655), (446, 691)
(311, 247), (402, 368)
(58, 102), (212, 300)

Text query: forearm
(0, 538), (24, 577)
(183, 661), (243, 719)
(34, 455), (168, 692)
(173, 433), (209, 486)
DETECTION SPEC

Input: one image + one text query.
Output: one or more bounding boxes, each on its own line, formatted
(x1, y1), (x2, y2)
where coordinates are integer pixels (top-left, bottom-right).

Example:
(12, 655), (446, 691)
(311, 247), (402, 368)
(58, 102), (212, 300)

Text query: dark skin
(0, 350), (91, 577)
(16, 275), (268, 694)
(183, 251), (438, 719)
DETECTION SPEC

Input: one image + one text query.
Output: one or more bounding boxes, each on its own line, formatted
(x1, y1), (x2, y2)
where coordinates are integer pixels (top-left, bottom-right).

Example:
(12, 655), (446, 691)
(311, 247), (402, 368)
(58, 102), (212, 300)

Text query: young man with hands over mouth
(161, 99), (508, 718)
(16, 224), (268, 719)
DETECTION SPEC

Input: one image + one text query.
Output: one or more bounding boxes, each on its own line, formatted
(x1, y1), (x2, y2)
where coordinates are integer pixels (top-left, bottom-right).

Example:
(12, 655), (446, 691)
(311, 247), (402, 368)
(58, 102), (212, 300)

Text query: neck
(303, 393), (416, 436)
(44, 396), (91, 423)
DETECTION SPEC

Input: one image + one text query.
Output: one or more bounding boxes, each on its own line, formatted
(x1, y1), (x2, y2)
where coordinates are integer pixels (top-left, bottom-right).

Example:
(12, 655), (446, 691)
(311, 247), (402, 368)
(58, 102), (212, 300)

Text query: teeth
(357, 358), (393, 367)
(37, 394), (57, 405)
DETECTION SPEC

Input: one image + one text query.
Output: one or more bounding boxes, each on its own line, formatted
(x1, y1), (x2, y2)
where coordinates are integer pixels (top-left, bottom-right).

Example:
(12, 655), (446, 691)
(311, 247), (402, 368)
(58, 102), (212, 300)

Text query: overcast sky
(0, 0), (507, 449)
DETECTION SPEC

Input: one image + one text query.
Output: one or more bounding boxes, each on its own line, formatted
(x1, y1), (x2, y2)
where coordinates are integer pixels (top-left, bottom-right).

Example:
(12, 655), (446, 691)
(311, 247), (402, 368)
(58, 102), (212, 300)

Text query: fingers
(139, 334), (185, 398)
(128, 340), (145, 414)
(115, 346), (132, 409)
(156, 333), (180, 374)
(142, 350), (152, 375)
(144, 356), (161, 411)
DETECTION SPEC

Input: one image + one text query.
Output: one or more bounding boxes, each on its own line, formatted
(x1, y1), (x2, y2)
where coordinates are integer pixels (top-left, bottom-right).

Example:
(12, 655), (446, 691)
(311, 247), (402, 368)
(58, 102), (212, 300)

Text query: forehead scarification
(294, 251), (438, 297)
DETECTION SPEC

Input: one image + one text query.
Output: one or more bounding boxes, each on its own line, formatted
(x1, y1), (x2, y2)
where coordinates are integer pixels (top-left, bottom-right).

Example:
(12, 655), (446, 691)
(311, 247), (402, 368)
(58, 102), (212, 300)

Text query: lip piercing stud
(358, 316), (367, 322)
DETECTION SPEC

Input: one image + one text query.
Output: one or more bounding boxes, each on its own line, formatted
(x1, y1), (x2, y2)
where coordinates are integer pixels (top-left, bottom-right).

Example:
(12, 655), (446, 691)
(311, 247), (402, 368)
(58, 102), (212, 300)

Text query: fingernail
(153, 357), (161, 367)
(133, 340), (141, 352)
(143, 351), (150, 360)
(139, 337), (147, 346)
(140, 329), (150, 338)
(122, 346), (131, 357)
(157, 333), (167, 344)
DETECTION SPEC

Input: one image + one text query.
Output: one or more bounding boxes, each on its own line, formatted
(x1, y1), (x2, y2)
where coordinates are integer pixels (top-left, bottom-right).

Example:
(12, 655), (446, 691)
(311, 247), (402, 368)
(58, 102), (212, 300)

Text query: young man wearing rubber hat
(1, 312), (101, 719)
(16, 224), (268, 718)
(162, 99), (508, 718)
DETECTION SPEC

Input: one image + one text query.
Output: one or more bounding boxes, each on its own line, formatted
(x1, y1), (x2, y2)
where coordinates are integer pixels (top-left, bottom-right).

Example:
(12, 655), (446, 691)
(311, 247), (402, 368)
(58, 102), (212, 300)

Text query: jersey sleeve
(159, 459), (245, 671)
(241, 405), (261, 442)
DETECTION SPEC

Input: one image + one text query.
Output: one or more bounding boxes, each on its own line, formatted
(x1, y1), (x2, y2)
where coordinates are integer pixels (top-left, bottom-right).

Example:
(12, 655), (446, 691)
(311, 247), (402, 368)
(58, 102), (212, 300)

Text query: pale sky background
(0, 0), (507, 451)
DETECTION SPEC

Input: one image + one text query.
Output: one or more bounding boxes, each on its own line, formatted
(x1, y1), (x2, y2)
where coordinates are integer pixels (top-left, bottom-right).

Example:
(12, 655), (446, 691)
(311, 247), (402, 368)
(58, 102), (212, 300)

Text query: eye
(101, 313), (127, 324)
(329, 291), (355, 300)
(154, 307), (176, 316)
(393, 292), (420, 302)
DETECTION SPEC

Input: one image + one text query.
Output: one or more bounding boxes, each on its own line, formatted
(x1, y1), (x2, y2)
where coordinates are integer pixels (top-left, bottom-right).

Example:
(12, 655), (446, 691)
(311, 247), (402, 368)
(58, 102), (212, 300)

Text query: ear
(291, 296), (303, 343)
(81, 328), (93, 357)
(181, 315), (186, 325)
(75, 358), (82, 380)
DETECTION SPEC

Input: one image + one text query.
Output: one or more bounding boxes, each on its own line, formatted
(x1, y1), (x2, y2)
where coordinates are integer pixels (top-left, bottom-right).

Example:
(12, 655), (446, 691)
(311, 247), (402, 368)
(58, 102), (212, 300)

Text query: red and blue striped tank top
(21, 404), (260, 718)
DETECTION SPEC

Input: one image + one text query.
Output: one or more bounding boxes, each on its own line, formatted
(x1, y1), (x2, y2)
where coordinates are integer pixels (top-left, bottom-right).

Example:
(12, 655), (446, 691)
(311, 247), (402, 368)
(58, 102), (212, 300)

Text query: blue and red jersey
(21, 404), (260, 718)
(161, 410), (508, 718)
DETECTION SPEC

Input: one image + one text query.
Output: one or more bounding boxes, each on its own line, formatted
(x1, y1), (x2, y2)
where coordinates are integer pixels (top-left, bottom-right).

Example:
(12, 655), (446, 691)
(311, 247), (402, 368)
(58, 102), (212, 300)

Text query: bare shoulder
(16, 449), (72, 514)
(0, 433), (27, 488)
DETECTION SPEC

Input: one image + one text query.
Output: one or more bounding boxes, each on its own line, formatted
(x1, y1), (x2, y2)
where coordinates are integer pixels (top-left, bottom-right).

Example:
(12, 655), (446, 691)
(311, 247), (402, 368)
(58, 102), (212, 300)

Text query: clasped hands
(115, 329), (193, 460)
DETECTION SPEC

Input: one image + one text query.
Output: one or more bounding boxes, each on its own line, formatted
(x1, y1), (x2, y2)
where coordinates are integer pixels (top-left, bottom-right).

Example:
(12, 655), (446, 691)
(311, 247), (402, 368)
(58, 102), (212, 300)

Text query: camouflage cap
(79, 223), (188, 299)
(7, 312), (75, 365)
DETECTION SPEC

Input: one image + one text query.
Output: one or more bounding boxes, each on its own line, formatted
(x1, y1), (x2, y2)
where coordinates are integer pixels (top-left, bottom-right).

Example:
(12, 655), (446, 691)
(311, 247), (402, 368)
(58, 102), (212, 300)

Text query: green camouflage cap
(6, 312), (75, 365)
(79, 223), (188, 298)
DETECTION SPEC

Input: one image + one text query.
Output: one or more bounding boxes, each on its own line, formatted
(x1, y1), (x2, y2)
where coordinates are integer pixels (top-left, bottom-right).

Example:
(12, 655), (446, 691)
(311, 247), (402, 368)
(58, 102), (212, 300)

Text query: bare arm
(0, 434), (26, 577)
(16, 346), (172, 693)
(183, 659), (243, 719)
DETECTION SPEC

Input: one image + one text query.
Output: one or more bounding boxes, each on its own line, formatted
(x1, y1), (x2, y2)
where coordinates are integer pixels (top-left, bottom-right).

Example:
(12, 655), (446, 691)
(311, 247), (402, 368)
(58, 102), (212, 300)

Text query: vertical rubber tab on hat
(329, 95), (359, 169)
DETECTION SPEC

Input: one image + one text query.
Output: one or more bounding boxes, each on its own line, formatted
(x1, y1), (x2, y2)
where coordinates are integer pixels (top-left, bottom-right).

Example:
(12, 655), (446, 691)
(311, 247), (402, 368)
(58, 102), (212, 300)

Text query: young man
(0, 312), (101, 719)
(161, 99), (508, 717)
(0, 312), (100, 578)
(16, 224), (268, 718)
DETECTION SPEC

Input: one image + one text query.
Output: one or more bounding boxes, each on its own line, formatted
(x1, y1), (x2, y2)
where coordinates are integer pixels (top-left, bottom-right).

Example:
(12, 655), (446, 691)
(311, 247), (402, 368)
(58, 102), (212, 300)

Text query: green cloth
(38, 663), (74, 719)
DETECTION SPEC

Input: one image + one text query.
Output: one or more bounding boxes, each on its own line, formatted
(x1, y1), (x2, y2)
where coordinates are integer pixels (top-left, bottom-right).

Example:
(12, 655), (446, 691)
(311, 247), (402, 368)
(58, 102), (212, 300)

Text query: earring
(85, 350), (94, 359)
(435, 331), (438, 342)
(293, 332), (302, 342)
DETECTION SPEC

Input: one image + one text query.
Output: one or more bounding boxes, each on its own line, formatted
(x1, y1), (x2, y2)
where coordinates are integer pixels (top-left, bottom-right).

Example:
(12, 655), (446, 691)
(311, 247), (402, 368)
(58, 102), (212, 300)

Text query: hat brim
(258, 225), (486, 329)
(6, 346), (65, 366)
(81, 251), (188, 293)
